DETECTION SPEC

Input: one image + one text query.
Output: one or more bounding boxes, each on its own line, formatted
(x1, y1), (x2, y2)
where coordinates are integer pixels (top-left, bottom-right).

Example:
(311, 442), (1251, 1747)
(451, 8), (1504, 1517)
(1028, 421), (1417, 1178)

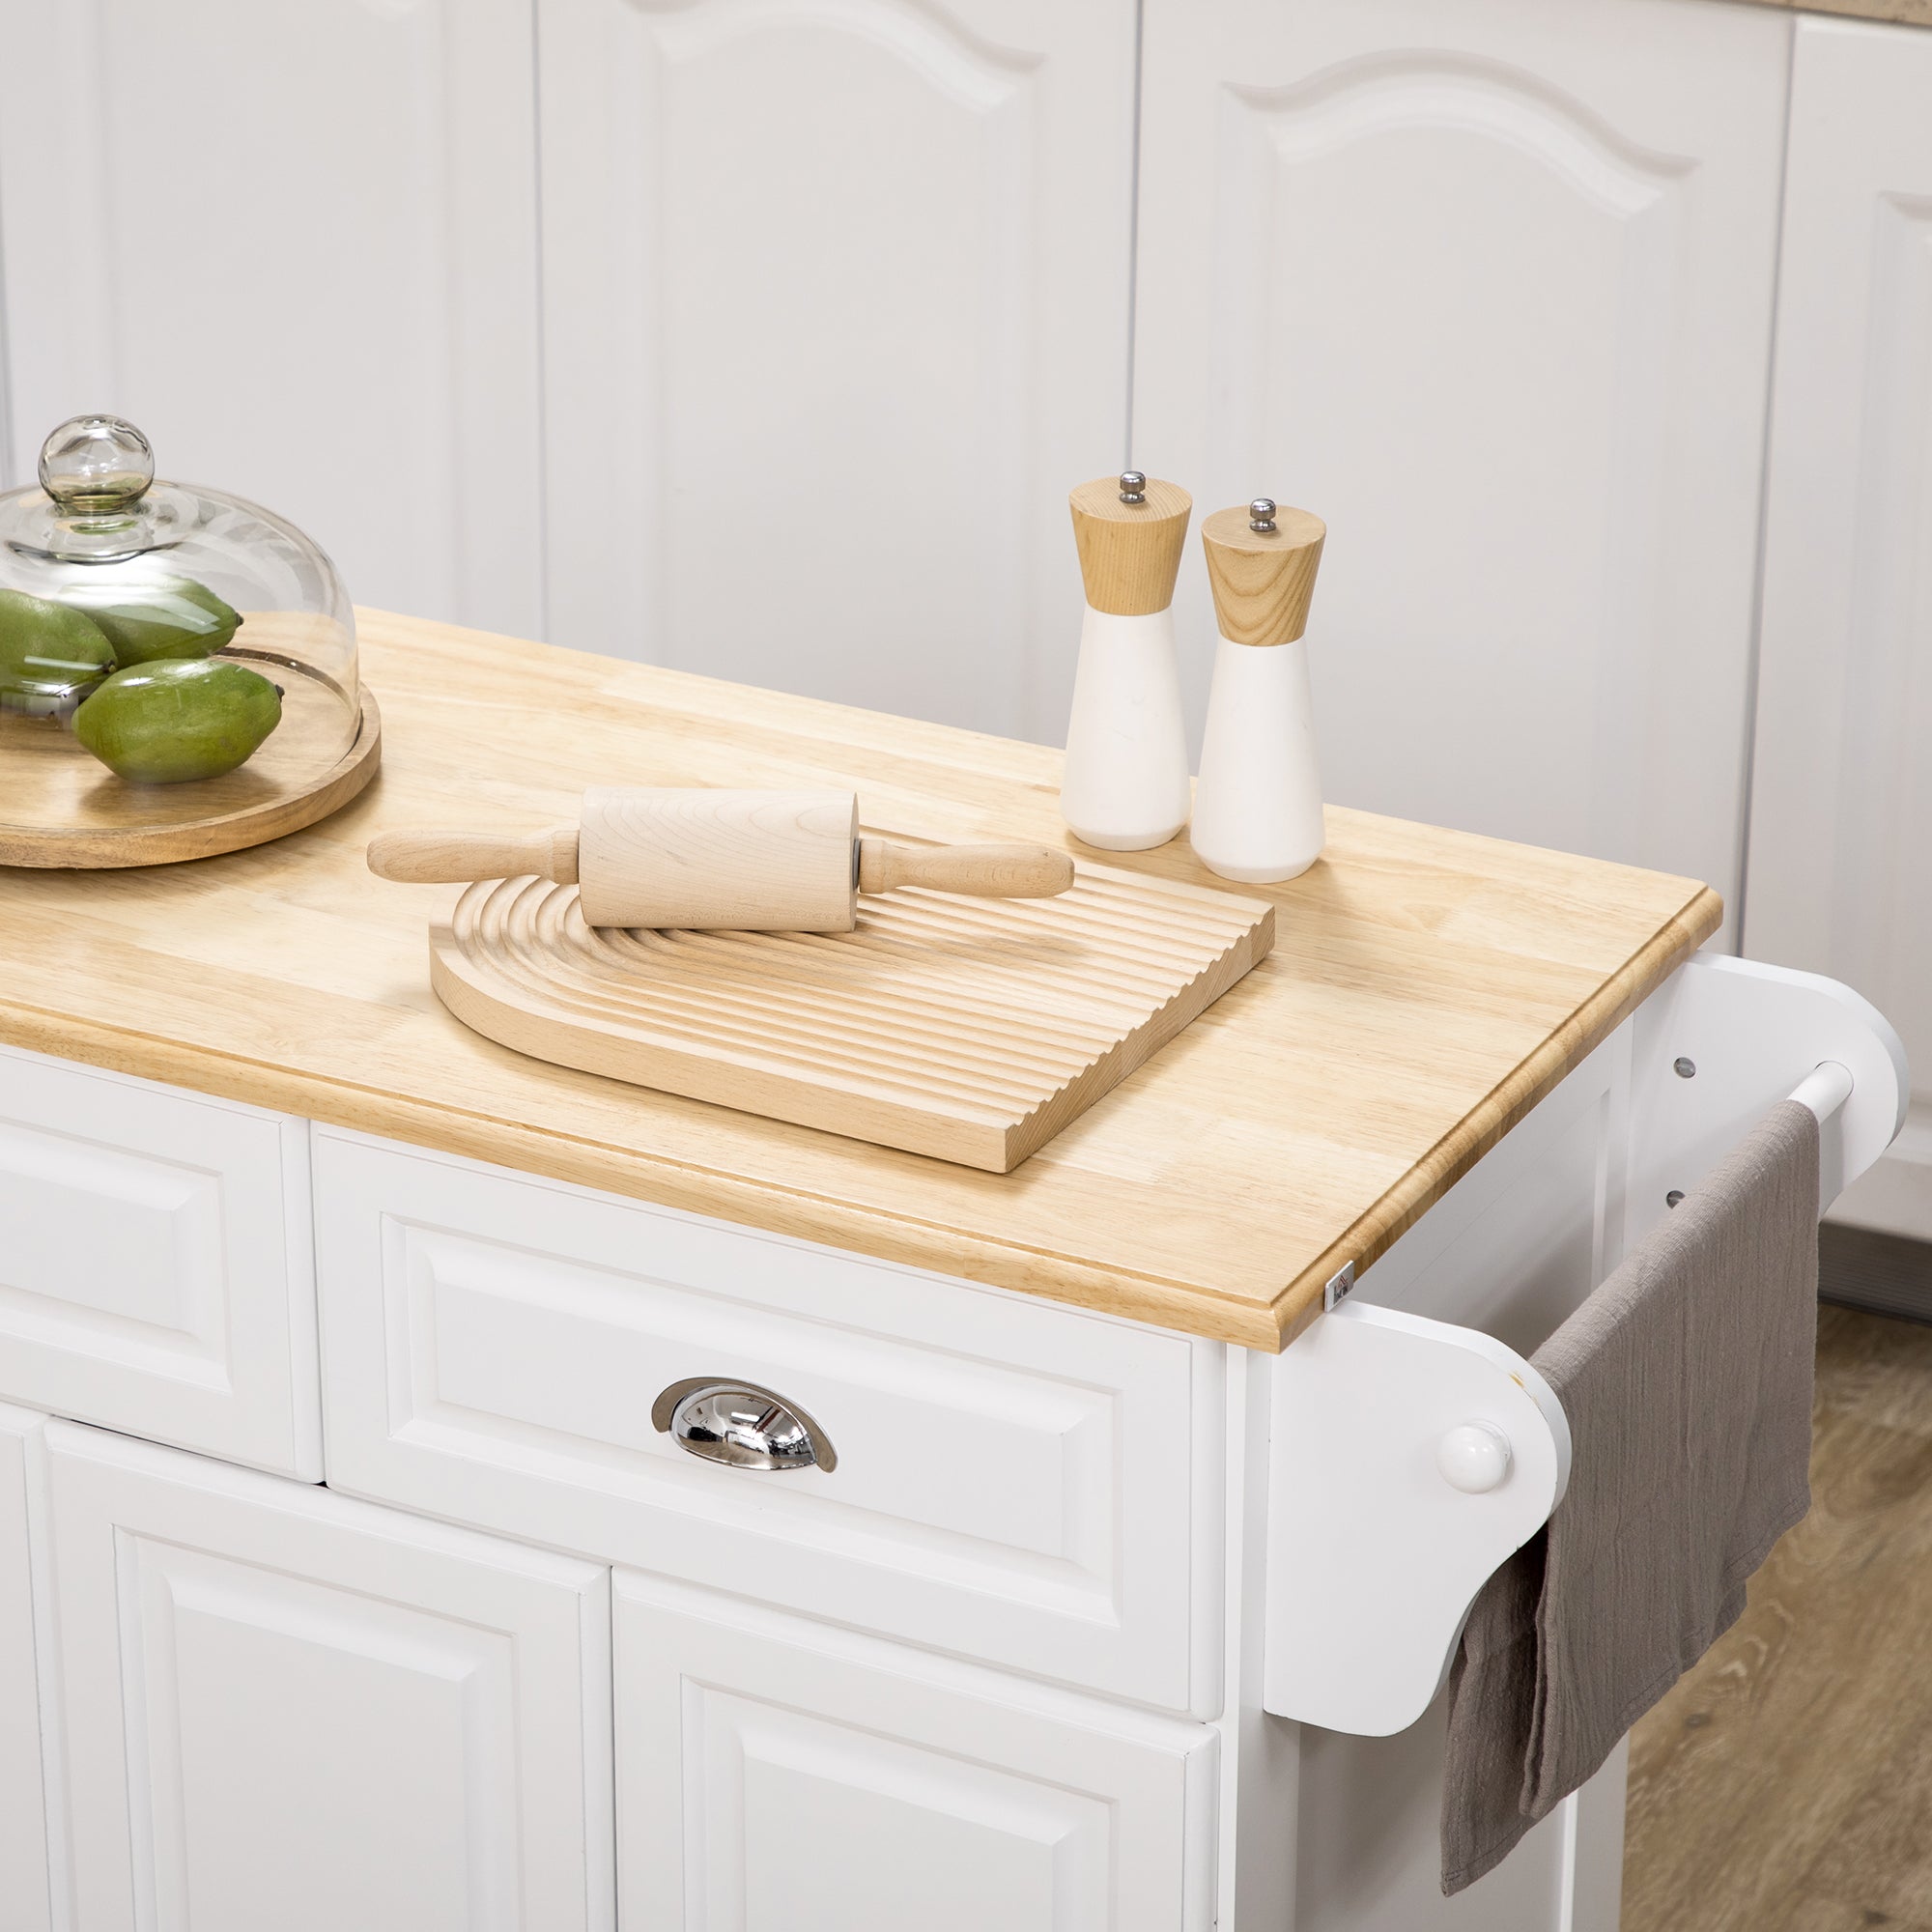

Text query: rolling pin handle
(367, 826), (582, 886)
(856, 838), (1075, 900)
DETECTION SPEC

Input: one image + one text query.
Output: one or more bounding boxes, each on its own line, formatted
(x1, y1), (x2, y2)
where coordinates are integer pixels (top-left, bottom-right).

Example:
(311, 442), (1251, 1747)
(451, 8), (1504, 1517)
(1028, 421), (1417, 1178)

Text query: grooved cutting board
(428, 862), (1275, 1171)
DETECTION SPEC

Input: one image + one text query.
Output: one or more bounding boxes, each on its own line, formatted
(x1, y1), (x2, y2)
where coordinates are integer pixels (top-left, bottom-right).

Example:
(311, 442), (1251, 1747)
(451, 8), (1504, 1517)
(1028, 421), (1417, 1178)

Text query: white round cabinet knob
(1435, 1422), (1513, 1493)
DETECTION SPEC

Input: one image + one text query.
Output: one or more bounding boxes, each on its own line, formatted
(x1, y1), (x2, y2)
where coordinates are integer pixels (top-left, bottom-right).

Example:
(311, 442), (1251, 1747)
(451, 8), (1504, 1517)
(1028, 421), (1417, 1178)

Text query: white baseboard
(1829, 1098), (1932, 1244)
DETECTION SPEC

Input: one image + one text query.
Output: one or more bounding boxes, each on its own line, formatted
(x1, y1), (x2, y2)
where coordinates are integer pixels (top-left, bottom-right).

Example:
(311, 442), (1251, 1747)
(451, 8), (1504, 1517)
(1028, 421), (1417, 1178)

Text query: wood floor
(1623, 1305), (1932, 1931)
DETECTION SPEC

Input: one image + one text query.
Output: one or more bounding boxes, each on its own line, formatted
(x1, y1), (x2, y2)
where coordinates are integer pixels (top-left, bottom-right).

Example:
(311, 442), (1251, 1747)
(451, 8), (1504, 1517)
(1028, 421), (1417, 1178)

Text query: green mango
(73, 659), (282, 783)
(63, 573), (242, 666)
(0, 588), (116, 714)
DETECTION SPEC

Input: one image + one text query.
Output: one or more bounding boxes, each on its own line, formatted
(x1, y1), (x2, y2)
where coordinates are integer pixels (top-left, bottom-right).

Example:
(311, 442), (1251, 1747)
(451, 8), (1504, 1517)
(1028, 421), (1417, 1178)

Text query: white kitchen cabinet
(0, 915), (1906, 1929)
(535, 0), (1137, 740)
(0, 0), (545, 638)
(0, 1402), (52, 1932)
(0, 1043), (323, 1481)
(1744, 14), (1932, 1242)
(612, 1567), (1217, 1931)
(41, 1420), (615, 1932)
(1131, 0), (1790, 930)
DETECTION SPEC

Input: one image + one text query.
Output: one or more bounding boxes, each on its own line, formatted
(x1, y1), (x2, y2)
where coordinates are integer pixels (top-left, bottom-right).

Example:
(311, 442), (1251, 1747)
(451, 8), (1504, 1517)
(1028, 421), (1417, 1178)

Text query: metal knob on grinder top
(366, 787), (1075, 932)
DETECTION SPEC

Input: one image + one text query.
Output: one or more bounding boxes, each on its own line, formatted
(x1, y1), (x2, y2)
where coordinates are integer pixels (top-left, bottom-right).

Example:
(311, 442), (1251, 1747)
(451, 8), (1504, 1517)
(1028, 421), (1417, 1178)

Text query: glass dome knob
(38, 414), (155, 514)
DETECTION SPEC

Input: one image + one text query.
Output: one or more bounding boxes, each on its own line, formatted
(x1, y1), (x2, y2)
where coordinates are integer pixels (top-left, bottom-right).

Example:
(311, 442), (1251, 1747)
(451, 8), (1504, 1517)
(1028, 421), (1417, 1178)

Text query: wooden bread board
(428, 860), (1275, 1171)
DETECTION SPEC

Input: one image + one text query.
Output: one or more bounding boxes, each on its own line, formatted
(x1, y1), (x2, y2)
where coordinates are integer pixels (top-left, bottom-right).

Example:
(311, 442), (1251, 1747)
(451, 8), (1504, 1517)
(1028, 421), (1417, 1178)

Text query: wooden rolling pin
(366, 787), (1075, 932)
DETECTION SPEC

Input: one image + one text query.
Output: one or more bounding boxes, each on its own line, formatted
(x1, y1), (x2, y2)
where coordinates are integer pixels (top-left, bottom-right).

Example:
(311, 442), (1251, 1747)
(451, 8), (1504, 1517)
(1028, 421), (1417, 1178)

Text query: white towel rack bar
(1789, 1058), (1854, 1124)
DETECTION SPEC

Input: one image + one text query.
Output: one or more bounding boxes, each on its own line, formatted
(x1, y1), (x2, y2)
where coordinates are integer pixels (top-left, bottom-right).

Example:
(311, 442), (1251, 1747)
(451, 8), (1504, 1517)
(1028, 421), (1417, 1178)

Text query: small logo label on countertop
(1323, 1262), (1356, 1311)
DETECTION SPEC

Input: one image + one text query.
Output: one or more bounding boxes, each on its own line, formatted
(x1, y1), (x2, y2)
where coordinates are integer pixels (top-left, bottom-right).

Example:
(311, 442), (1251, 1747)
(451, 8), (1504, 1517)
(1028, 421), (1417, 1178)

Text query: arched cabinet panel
(537, 0), (1138, 738)
(0, 0), (546, 637)
(1133, 0), (1791, 926)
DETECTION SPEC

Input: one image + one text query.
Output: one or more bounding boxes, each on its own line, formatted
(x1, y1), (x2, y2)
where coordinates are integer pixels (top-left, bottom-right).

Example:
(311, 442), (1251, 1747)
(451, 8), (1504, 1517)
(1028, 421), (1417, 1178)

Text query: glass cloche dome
(0, 414), (371, 866)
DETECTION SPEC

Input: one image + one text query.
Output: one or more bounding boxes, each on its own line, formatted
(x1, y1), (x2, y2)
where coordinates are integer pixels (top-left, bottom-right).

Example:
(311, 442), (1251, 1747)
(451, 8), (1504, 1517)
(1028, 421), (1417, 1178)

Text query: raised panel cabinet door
(536, 0), (1136, 741)
(43, 1421), (615, 1932)
(0, 1403), (53, 1932)
(1132, 0), (1790, 924)
(0, 1044), (322, 1480)
(0, 0), (544, 636)
(1743, 16), (1932, 1242)
(613, 1569), (1218, 1931)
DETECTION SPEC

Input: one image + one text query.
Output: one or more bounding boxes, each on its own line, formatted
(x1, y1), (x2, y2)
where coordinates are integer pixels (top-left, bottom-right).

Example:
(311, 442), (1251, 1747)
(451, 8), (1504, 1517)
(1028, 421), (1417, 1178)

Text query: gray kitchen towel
(1440, 1098), (1820, 1895)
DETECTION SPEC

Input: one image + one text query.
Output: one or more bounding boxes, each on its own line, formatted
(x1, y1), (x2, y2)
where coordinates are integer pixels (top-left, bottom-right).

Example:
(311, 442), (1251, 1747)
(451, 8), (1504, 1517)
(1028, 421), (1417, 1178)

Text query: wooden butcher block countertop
(0, 612), (1721, 1350)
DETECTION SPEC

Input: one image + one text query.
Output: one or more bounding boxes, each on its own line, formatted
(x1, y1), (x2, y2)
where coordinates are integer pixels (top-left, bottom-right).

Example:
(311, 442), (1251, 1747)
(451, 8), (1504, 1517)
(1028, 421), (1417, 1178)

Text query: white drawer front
(614, 1570), (1217, 1932)
(0, 1046), (320, 1478)
(313, 1128), (1217, 1710)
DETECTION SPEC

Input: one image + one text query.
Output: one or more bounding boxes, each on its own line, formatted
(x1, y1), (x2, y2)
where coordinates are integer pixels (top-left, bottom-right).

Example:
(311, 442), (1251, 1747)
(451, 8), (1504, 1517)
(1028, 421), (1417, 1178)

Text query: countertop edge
(1262, 881), (1728, 1350)
(0, 879), (1721, 1358)
(0, 1003), (1289, 1350)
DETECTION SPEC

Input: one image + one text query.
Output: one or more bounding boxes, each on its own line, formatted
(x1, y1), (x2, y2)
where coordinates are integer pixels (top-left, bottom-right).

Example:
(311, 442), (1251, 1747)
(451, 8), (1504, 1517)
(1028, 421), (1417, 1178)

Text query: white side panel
(0, 1403), (51, 1932)
(612, 1569), (1217, 1931)
(0, 1043), (322, 1480)
(312, 1127), (1215, 1712)
(1625, 953), (1907, 1251)
(1264, 1302), (1566, 1738)
(0, 0), (544, 636)
(536, 0), (1135, 739)
(1213, 1350), (1298, 1932)
(1133, 0), (1790, 926)
(43, 1422), (613, 1932)
(1291, 1698), (1623, 1932)
(1743, 15), (1932, 1242)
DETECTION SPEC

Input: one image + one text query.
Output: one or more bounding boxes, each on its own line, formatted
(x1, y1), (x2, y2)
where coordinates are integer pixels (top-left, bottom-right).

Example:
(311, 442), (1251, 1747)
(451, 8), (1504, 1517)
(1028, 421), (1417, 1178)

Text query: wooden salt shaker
(1061, 471), (1193, 850)
(1192, 498), (1327, 883)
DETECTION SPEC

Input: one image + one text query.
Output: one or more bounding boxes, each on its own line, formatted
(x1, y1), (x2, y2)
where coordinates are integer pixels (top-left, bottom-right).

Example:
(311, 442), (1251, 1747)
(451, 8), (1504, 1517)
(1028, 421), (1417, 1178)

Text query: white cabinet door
(1743, 15), (1932, 1241)
(0, 0), (544, 639)
(43, 1422), (614, 1932)
(1132, 0), (1790, 924)
(536, 0), (1137, 741)
(613, 1569), (1217, 1931)
(0, 1403), (52, 1932)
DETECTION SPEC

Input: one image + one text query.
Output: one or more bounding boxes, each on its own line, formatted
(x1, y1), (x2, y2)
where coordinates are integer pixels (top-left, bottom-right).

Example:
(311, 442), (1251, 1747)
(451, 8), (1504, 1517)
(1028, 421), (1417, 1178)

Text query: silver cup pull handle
(651, 1378), (838, 1474)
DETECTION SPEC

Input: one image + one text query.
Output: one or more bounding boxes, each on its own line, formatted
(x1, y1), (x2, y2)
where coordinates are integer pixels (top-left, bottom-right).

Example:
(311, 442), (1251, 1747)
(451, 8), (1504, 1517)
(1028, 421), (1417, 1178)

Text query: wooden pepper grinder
(1192, 498), (1327, 883)
(1061, 470), (1193, 850)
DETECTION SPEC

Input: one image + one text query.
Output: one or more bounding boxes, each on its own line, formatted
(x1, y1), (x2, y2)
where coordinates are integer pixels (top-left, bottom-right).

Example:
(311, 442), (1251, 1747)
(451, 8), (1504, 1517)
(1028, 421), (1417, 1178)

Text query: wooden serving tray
(0, 611), (381, 868)
(429, 861), (1275, 1171)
